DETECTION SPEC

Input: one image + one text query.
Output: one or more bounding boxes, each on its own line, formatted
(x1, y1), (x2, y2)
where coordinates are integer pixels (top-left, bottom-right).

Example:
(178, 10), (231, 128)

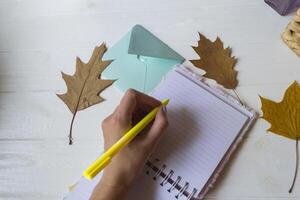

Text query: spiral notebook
(64, 65), (256, 200)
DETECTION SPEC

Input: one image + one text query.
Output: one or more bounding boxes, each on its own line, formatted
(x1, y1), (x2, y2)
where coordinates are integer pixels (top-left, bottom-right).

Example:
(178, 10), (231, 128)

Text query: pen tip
(162, 99), (169, 106)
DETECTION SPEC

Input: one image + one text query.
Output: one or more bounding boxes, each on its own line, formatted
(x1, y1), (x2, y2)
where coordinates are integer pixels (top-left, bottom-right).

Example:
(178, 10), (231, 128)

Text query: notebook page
(127, 67), (251, 200)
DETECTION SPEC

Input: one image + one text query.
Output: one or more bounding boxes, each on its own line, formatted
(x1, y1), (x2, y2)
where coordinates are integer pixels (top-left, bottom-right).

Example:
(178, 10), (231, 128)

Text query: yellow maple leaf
(260, 81), (300, 193)
(57, 43), (115, 144)
(190, 33), (238, 89)
(260, 81), (300, 140)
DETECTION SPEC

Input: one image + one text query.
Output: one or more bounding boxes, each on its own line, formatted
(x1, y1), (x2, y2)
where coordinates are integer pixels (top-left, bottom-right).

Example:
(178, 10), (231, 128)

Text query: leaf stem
(232, 89), (244, 105)
(69, 111), (78, 145)
(289, 138), (299, 193)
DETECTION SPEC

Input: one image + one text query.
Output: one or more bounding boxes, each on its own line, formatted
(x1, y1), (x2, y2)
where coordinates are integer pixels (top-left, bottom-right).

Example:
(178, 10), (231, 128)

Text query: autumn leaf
(190, 33), (238, 89)
(57, 43), (115, 145)
(260, 81), (300, 193)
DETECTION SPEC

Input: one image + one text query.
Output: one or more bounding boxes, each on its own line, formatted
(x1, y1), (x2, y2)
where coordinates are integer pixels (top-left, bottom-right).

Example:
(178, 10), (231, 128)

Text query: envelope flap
(128, 25), (184, 61)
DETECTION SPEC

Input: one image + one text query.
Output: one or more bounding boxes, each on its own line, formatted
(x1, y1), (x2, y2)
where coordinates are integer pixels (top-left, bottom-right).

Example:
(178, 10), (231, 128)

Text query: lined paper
(127, 67), (253, 200)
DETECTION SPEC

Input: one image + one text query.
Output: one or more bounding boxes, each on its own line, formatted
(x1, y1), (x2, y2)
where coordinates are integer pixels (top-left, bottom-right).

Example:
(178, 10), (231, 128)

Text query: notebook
(64, 65), (256, 200)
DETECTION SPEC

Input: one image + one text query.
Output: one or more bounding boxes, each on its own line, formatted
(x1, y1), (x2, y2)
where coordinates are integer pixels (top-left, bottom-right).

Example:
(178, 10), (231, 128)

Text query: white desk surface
(0, 0), (299, 199)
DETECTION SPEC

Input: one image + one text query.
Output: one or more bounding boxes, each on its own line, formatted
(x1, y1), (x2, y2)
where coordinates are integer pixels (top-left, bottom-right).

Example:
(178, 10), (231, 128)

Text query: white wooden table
(0, 0), (299, 199)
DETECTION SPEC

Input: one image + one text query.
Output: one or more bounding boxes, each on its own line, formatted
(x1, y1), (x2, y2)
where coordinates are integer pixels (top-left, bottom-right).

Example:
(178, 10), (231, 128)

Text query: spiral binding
(145, 159), (197, 200)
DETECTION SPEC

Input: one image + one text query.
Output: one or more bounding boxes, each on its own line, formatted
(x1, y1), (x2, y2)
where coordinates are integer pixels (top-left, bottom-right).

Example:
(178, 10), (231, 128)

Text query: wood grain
(0, 0), (299, 199)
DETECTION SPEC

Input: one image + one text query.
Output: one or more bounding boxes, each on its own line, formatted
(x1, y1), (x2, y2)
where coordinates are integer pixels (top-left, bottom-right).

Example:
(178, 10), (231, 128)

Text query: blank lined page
(127, 67), (253, 200)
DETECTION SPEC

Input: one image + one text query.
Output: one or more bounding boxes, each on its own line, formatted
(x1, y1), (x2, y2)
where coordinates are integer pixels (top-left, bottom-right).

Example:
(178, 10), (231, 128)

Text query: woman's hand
(90, 89), (168, 200)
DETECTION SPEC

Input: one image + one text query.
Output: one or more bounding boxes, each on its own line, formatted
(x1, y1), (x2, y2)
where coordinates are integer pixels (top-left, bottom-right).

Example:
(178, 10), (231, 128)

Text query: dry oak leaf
(260, 81), (300, 193)
(57, 43), (114, 145)
(190, 33), (238, 89)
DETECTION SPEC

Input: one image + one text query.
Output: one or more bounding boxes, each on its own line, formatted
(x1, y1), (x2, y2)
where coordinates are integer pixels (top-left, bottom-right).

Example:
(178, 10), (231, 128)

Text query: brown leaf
(57, 43), (115, 144)
(260, 81), (300, 140)
(190, 33), (238, 89)
(260, 81), (300, 193)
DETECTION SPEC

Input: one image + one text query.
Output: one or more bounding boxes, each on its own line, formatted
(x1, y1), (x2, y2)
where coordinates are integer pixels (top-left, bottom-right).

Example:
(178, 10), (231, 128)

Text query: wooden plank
(0, 87), (122, 140)
(0, 135), (299, 199)
(0, 84), (292, 140)
(0, 140), (101, 200)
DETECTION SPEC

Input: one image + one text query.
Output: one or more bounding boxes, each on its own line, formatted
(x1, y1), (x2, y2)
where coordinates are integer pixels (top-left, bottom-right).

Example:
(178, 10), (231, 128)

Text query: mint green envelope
(102, 24), (185, 93)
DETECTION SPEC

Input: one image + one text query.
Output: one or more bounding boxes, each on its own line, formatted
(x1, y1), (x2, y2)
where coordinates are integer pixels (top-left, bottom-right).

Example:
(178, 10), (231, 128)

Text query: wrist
(90, 180), (129, 200)
(100, 166), (135, 187)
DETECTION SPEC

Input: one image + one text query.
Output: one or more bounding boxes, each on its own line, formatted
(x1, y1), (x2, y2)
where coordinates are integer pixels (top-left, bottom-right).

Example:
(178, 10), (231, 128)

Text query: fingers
(114, 89), (137, 125)
(115, 89), (161, 125)
(134, 90), (161, 112)
(142, 106), (168, 147)
(109, 88), (167, 149)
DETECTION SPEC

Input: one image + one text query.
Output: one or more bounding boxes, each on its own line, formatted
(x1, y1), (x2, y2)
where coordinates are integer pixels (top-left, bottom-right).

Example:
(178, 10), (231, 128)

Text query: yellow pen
(83, 99), (169, 180)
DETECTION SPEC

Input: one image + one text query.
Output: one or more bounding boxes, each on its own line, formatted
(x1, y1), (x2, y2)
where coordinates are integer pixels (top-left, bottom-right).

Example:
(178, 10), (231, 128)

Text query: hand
(90, 89), (168, 200)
